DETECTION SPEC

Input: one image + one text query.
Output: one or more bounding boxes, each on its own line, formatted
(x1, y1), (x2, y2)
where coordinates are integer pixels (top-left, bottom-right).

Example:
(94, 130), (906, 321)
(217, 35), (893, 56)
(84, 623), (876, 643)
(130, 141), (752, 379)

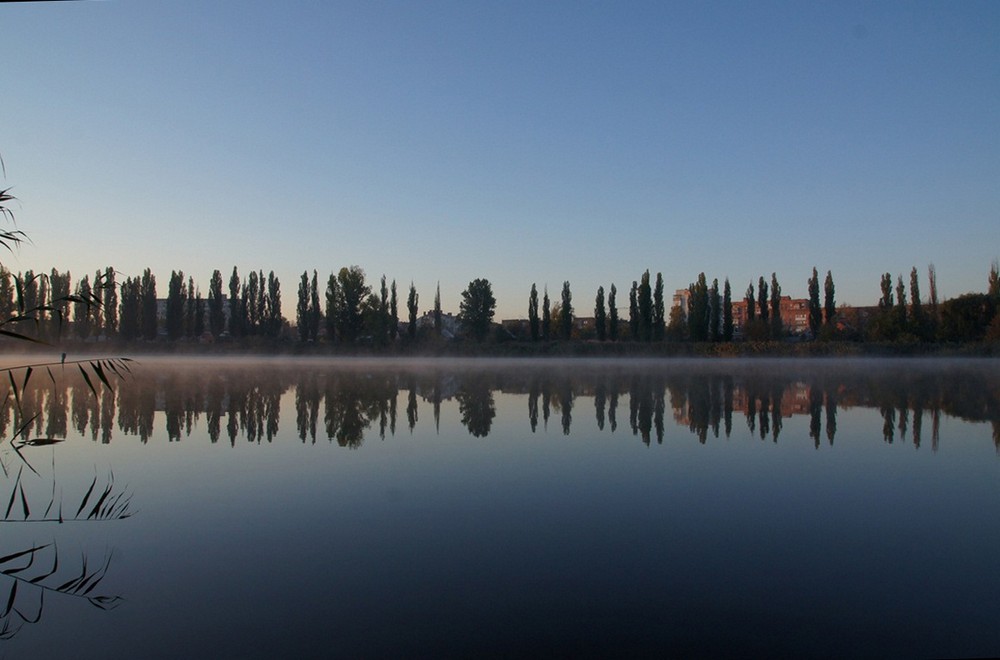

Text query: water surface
(0, 357), (997, 657)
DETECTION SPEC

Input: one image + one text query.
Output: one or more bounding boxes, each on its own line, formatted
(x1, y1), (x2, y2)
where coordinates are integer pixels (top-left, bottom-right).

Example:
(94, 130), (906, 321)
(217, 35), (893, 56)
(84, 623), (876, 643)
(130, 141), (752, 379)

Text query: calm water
(0, 357), (997, 658)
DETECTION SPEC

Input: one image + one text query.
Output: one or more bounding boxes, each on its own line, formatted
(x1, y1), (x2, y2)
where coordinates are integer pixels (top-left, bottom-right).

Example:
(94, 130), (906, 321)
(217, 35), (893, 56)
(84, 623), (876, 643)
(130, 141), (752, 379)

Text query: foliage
(459, 278), (496, 341)
(594, 286), (606, 341)
(528, 283), (539, 341)
(407, 282), (418, 340)
(608, 284), (618, 341)
(560, 281), (573, 340)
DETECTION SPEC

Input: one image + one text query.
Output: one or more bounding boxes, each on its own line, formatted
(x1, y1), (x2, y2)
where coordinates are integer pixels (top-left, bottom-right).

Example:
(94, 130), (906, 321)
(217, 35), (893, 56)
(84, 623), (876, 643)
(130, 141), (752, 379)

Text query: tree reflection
(456, 377), (495, 438)
(0, 361), (997, 451)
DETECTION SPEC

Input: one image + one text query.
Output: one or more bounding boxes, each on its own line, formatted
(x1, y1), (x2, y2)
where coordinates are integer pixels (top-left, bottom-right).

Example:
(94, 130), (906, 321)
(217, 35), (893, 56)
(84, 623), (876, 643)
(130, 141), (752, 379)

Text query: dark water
(0, 357), (998, 658)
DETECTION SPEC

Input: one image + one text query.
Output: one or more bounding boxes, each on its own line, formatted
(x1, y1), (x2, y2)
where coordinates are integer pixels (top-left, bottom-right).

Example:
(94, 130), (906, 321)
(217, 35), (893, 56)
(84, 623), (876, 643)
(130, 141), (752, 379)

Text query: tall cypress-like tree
(770, 273), (781, 338)
(74, 275), (92, 339)
(628, 281), (639, 340)
(166, 270), (186, 340)
(807, 267), (821, 338)
(879, 273), (894, 310)
(186, 275), (198, 337)
(823, 270), (835, 328)
(267, 271), (281, 338)
(528, 284), (539, 341)
(745, 281), (756, 322)
(594, 286), (607, 341)
(141, 268), (158, 340)
(608, 284), (619, 341)
(309, 270), (321, 341)
(297, 271), (310, 341)
(709, 278), (720, 341)
(758, 276), (769, 325)
(103, 267), (118, 337)
(688, 273), (709, 341)
(228, 267), (242, 337)
(909, 266), (925, 337)
(560, 281), (573, 340)
(722, 278), (733, 341)
(390, 279), (399, 340)
(895, 274), (907, 329)
(927, 264), (938, 324)
(637, 271), (652, 341)
(653, 273), (665, 341)
(119, 276), (140, 341)
(434, 282), (442, 336)
(90, 269), (104, 336)
(208, 269), (225, 338)
(325, 272), (339, 342)
(407, 282), (418, 339)
(542, 287), (551, 341)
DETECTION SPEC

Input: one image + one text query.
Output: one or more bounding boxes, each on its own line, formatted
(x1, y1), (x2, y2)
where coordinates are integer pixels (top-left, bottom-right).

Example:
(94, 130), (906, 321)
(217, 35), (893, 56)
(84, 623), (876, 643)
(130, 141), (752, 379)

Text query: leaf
(90, 361), (111, 389)
(7, 371), (18, 410)
(4, 468), (22, 519)
(20, 437), (65, 447)
(29, 548), (58, 584)
(75, 476), (97, 519)
(0, 545), (45, 568)
(1, 581), (16, 618)
(20, 367), (31, 393)
(0, 329), (46, 345)
(78, 364), (97, 396)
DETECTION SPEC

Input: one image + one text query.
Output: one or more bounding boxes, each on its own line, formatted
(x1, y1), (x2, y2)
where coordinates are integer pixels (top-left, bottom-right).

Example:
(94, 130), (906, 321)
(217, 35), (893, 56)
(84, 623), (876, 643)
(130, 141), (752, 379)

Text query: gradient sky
(1, 1), (998, 320)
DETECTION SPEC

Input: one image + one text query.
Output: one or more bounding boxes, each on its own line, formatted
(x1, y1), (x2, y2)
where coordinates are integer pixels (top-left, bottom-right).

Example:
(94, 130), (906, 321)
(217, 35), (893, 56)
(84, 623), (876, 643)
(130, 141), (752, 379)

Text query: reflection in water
(0, 360), (997, 450)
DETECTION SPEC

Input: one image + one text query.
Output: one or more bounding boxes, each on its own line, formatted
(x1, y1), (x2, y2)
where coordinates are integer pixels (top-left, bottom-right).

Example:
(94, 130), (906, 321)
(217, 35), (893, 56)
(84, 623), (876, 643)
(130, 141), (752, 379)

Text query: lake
(0, 356), (997, 658)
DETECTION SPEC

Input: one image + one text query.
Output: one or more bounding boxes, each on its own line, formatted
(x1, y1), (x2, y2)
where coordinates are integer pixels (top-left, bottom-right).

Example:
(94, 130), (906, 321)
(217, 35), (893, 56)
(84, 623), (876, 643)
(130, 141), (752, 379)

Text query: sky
(1, 0), (998, 321)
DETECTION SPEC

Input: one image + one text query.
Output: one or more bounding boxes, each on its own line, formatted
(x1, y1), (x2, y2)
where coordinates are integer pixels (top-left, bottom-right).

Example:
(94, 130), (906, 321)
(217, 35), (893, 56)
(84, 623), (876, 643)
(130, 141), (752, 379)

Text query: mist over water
(0, 357), (997, 657)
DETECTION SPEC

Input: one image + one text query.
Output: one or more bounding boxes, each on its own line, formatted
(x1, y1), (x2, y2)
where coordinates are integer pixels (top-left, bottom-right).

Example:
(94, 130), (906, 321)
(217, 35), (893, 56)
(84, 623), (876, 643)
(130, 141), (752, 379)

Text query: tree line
(1, 261), (997, 346)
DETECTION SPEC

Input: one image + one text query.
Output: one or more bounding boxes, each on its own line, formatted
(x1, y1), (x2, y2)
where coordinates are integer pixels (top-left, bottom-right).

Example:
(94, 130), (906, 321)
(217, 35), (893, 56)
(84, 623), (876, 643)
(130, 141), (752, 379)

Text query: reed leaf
(78, 364), (97, 396)
(1, 582), (16, 618)
(75, 476), (98, 519)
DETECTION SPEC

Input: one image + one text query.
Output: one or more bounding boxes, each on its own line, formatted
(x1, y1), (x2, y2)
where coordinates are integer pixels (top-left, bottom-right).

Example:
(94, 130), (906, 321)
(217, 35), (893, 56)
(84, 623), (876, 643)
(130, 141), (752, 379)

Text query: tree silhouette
(459, 278), (496, 341)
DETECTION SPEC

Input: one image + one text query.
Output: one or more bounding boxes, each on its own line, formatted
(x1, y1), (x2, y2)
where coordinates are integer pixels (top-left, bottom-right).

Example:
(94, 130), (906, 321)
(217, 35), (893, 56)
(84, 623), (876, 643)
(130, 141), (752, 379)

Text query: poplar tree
(74, 275), (92, 339)
(309, 270), (321, 341)
(102, 267), (118, 337)
(228, 267), (242, 337)
(638, 270), (652, 341)
(808, 267), (821, 338)
(758, 276), (769, 325)
(594, 286), (606, 341)
(823, 270), (835, 328)
(407, 282), (418, 339)
(627, 281), (638, 340)
(895, 274), (907, 329)
(653, 272), (665, 341)
(186, 275), (198, 337)
(709, 278), (721, 341)
(608, 284), (619, 341)
(770, 273), (781, 338)
(434, 282), (442, 335)
(528, 284), (539, 341)
(325, 273), (339, 342)
(208, 269), (225, 338)
(560, 281), (573, 340)
(297, 271), (310, 341)
(722, 278), (733, 341)
(390, 279), (399, 340)
(910, 266), (925, 337)
(90, 269), (104, 336)
(140, 269), (157, 340)
(745, 282), (756, 322)
(542, 287), (551, 340)
(166, 270), (186, 340)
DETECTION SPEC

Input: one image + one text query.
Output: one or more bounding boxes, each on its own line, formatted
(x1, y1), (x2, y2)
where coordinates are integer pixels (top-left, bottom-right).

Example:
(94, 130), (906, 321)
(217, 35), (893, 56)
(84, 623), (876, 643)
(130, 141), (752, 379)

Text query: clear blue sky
(2, 1), (997, 320)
